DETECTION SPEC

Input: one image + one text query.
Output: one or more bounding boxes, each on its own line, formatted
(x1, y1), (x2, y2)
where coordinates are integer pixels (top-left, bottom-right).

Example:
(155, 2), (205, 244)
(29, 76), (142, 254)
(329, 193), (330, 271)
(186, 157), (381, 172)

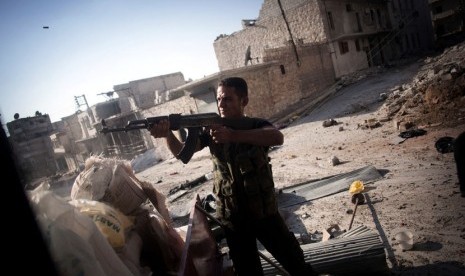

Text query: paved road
(299, 62), (421, 124)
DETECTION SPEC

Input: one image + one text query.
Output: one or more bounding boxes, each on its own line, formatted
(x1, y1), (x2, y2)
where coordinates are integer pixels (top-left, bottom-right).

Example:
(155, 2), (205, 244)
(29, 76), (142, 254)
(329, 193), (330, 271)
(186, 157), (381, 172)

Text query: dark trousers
(454, 131), (465, 194)
(224, 212), (313, 276)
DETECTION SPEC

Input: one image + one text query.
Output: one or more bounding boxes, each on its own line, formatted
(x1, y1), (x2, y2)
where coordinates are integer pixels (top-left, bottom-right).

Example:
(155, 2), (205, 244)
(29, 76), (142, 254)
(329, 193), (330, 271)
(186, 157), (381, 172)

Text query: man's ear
(241, 96), (249, 107)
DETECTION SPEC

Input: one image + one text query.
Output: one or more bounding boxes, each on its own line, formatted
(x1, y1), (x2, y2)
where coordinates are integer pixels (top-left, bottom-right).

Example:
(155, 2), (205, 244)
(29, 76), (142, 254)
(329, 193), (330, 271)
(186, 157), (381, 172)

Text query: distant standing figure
(454, 131), (465, 197)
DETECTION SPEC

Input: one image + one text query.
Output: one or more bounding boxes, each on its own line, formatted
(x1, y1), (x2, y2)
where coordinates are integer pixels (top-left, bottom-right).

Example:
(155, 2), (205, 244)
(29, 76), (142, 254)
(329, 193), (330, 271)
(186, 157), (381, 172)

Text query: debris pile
(379, 41), (465, 130)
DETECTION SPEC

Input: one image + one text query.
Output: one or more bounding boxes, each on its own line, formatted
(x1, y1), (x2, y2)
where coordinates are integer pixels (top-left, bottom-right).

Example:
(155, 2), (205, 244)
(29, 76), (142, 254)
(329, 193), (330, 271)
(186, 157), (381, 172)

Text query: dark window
(339, 41), (349, 54)
(410, 33), (416, 48)
(280, 65), (286, 75)
(434, 6), (443, 14)
(327, 12), (335, 30)
(437, 24), (445, 36)
(356, 12), (362, 32)
(355, 39), (361, 51)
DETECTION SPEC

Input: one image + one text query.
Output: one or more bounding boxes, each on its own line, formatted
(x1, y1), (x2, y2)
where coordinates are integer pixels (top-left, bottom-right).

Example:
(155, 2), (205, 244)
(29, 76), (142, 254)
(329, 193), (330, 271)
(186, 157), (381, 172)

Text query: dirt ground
(135, 47), (465, 275)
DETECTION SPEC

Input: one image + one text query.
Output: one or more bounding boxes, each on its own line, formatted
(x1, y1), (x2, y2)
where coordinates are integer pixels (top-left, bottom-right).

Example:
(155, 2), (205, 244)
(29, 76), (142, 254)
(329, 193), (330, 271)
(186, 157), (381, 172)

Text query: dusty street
(136, 47), (465, 275)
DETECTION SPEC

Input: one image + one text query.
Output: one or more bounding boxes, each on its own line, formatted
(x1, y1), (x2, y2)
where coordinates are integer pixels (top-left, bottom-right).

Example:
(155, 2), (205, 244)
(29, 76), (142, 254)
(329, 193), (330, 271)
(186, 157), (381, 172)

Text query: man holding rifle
(150, 77), (315, 275)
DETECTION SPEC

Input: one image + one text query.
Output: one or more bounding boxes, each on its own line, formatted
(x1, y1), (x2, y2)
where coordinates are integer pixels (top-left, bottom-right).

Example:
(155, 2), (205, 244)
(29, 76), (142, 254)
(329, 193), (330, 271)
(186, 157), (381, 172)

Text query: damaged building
(428, 0), (465, 49)
(6, 114), (56, 184)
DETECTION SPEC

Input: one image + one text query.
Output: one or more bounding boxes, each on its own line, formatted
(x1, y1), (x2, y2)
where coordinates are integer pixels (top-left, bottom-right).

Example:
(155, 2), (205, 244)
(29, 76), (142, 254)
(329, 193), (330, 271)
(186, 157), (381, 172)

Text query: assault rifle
(100, 112), (256, 164)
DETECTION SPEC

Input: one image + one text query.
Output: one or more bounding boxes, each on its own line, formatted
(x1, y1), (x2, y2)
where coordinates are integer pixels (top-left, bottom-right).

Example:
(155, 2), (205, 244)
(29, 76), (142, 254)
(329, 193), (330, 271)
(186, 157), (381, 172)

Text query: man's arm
(210, 125), (283, 146)
(150, 119), (184, 156)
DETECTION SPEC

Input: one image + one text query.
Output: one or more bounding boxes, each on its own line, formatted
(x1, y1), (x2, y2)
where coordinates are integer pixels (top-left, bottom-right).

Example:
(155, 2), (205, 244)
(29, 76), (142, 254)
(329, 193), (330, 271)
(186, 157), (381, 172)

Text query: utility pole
(277, 0), (300, 67)
(74, 94), (90, 110)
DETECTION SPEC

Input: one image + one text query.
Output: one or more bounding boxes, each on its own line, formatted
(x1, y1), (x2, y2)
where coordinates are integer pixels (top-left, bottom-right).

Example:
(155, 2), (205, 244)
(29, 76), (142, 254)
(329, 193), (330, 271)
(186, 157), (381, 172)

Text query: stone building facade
(6, 114), (56, 183)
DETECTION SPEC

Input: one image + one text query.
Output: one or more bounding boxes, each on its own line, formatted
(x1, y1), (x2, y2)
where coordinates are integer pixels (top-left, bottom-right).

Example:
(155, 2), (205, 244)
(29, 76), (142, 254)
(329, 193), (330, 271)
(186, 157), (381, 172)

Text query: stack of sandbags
(31, 156), (185, 276)
(29, 188), (137, 276)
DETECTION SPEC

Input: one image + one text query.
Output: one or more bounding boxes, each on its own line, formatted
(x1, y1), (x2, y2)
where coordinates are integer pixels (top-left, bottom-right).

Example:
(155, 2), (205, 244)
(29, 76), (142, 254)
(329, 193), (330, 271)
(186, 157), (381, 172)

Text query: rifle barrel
(100, 112), (254, 134)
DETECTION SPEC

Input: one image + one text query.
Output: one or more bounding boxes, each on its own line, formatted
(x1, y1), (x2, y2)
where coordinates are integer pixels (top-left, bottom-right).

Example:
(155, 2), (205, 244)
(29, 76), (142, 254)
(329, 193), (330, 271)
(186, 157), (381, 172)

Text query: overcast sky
(0, 0), (262, 124)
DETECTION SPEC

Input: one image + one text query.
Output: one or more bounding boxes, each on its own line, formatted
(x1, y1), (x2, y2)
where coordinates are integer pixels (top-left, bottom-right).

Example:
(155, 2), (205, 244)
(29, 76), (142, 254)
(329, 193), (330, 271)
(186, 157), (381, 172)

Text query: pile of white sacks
(28, 156), (186, 276)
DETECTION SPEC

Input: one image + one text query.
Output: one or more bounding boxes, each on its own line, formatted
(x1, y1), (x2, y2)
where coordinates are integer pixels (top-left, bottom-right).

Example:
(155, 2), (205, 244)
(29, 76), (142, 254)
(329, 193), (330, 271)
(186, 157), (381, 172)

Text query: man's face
(217, 85), (244, 118)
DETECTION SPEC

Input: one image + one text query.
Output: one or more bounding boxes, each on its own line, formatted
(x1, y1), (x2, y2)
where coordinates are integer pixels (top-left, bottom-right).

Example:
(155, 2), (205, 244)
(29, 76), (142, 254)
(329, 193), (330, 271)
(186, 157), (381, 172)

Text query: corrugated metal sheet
(261, 225), (389, 275)
(277, 165), (383, 208)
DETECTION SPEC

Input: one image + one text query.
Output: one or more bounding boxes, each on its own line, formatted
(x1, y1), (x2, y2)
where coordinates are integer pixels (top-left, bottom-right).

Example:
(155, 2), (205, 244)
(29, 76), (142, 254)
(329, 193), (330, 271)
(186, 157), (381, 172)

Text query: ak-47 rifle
(100, 112), (256, 164)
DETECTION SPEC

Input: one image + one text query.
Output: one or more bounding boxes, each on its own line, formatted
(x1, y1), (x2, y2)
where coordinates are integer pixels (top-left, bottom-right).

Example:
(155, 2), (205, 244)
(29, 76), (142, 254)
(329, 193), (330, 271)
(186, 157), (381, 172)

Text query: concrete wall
(262, 43), (335, 107)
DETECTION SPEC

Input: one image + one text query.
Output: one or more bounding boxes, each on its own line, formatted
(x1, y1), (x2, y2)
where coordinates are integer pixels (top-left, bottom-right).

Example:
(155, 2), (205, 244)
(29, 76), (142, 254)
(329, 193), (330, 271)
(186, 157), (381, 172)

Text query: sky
(0, 0), (263, 125)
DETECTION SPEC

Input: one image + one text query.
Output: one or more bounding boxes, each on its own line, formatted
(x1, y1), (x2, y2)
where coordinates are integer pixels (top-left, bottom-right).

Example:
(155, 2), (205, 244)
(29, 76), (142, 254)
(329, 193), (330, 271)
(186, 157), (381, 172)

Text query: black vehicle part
(399, 128), (427, 139)
(435, 136), (455, 154)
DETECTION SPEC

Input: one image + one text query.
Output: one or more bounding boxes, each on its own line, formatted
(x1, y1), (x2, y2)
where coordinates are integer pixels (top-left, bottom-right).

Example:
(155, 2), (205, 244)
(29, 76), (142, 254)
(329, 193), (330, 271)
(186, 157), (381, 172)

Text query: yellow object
(70, 199), (133, 249)
(349, 180), (364, 194)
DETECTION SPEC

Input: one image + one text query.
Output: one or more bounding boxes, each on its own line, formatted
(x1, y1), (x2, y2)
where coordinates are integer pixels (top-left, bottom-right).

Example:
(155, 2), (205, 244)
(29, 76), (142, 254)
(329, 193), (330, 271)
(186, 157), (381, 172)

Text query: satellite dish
(244, 45), (251, 66)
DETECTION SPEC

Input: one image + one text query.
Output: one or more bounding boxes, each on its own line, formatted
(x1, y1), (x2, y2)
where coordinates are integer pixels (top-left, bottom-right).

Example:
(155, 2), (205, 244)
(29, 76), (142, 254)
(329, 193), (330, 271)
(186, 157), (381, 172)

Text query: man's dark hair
(218, 77), (248, 98)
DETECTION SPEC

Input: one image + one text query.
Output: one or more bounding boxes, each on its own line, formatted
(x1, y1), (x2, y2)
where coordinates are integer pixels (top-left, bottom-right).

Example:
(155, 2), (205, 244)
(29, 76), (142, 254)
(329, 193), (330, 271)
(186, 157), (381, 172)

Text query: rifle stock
(100, 113), (256, 164)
